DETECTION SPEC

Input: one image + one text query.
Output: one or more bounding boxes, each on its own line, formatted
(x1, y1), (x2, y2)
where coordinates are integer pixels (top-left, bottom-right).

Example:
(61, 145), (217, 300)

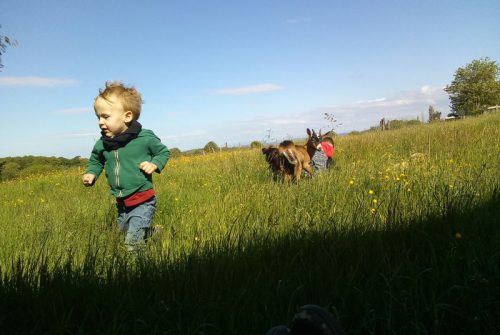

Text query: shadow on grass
(1, 193), (499, 335)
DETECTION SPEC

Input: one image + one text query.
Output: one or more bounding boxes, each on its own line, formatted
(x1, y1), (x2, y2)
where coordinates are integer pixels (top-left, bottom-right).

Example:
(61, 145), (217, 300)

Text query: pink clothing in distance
(320, 142), (334, 158)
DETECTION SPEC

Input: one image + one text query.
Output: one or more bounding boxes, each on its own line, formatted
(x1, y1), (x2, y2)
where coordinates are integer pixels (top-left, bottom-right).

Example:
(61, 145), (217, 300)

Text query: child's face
(94, 95), (133, 138)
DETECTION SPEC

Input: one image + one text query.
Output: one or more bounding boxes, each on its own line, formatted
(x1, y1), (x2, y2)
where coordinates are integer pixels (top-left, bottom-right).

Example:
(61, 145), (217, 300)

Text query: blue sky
(1, 0), (499, 158)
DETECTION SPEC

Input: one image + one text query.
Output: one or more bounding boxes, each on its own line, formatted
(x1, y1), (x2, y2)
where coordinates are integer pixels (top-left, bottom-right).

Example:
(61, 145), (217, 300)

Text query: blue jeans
(116, 196), (157, 246)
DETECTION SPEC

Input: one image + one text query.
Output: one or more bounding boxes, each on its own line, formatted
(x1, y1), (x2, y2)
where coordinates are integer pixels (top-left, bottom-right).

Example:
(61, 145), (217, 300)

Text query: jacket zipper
(114, 150), (122, 197)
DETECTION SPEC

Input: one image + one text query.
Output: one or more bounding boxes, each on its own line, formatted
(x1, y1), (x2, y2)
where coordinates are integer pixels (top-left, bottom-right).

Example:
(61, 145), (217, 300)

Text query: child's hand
(139, 161), (158, 175)
(82, 173), (96, 186)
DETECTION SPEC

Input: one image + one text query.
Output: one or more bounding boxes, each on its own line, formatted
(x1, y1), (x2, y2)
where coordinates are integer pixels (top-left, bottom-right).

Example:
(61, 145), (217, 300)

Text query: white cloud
(0, 76), (80, 87)
(215, 83), (284, 96)
(353, 97), (387, 104)
(420, 85), (432, 94)
(315, 85), (450, 131)
(148, 85), (450, 151)
(269, 119), (308, 125)
(216, 84), (450, 145)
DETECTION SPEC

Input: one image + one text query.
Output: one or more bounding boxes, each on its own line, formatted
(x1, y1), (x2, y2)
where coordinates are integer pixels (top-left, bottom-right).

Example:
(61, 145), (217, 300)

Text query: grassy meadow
(0, 113), (499, 334)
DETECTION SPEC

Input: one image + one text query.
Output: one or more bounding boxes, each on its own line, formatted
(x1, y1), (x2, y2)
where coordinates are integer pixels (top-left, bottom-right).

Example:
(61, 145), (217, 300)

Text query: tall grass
(0, 113), (499, 334)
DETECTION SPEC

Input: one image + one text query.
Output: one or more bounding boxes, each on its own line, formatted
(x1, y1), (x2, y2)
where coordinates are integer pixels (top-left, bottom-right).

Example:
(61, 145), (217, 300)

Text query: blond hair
(96, 81), (143, 120)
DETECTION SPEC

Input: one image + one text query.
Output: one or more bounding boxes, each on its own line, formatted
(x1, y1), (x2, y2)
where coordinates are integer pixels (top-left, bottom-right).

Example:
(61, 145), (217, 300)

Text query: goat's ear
(307, 128), (311, 136)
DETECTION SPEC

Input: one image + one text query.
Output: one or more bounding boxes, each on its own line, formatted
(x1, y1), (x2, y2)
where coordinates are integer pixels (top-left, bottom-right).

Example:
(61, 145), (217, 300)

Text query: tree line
(0, 156), (86, 181)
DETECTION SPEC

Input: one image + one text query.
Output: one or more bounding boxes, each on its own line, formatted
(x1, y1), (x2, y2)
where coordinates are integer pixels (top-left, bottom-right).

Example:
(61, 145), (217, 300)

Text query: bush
(19, 164), (54, 177)
(250, 141), (262, 149)
(1, 162), (20, 181)
(169, 148), (182, 158)
(203, 141), (219, 153)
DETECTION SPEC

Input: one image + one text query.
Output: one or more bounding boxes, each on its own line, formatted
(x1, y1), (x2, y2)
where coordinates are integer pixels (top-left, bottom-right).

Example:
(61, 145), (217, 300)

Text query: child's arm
(82, 142), (105, 186)
(141, 136), (170, 174)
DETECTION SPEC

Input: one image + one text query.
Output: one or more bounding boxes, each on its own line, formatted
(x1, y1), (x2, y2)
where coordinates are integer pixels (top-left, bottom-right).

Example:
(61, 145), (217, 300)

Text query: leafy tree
(250, 141), (262, 149)
(386, 119), (422, 130)
(1, 162), (20, 181)
(445, 57), (500, 116)
(428, 105), (441, 122)
(203, 141), (219, 153)
(69, 156), (84, 166)
(169, 147), (182, 158)
(0, 25), (17, 70)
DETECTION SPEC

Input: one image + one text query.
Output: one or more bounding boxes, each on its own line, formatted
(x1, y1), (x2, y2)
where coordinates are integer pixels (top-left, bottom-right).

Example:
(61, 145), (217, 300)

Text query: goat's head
(306, 128), (321, 150)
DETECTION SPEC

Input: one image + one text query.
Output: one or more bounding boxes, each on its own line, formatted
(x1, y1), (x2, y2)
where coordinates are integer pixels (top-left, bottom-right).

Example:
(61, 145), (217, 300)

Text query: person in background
(311, 137), (335, 171)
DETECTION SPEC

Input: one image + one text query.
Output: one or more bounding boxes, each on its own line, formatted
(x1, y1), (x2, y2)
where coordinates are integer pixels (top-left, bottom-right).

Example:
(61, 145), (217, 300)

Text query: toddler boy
(82, 82), (170, 249)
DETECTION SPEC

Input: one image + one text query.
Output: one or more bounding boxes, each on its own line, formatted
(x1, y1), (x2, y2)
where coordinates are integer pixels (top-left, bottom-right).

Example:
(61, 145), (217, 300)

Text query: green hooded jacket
(85, 129), (170, 198)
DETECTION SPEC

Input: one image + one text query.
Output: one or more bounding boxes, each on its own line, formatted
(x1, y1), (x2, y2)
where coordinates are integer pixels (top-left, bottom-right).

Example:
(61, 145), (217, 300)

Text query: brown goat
(278, 129), (320, 182)
(262, 146), (294, 181)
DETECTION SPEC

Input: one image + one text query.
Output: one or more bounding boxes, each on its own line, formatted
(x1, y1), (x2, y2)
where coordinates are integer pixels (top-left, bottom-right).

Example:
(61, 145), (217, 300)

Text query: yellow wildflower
(368, 190), (374, 195)
(455, 232), (462, 239)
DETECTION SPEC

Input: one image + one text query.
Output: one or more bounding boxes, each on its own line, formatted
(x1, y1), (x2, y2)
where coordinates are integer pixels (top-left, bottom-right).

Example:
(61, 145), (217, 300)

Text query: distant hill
(0, 156), (86, 181)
